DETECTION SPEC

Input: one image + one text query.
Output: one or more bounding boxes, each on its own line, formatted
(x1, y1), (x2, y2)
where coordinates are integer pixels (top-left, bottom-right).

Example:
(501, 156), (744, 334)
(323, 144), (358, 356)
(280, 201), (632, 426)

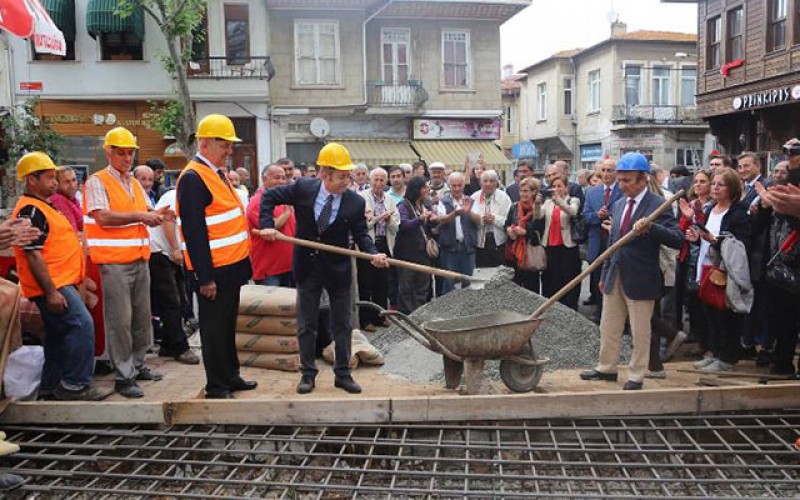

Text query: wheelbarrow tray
(422, 311), (543, 359)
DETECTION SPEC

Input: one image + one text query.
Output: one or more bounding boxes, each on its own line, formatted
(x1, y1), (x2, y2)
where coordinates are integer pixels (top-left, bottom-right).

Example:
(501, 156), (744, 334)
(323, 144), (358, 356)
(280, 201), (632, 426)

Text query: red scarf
(513, 201), (534, 268)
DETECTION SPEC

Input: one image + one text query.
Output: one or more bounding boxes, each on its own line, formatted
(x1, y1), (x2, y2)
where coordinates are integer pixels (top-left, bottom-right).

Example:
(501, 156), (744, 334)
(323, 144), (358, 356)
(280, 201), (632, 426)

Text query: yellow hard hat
(196, 114), (241, 142)
(16, 152), (58, 180)
(317, 142), (355, 171)
(103, 127), (140, 149)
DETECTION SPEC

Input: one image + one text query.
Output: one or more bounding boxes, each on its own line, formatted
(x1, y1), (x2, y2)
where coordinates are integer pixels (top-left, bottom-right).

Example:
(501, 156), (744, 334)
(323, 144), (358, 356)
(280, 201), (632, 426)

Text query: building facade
(670, 0), (800, 167)
(518, 22), (709, 171)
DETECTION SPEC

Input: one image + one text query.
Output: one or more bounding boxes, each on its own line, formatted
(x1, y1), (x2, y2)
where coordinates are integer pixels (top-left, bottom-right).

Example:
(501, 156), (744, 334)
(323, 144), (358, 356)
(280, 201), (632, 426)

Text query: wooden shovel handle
(273, 233), (474, 283)
(529, 190), (685, 320)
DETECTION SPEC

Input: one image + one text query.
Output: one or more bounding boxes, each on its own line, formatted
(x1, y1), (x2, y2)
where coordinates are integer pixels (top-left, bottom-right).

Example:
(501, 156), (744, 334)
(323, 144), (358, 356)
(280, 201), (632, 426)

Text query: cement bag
(3, 345), (44, 401)
(236, 315), (297, 336)
(238, 352), (300, 372)
(235, 333), (299, 353)
(322, 330), (385, 369)
(239, 285), (296, 317)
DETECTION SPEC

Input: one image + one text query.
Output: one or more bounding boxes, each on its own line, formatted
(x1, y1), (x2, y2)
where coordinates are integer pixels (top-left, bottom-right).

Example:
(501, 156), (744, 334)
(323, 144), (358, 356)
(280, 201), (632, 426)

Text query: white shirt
(235, 185), (249, 207)
(470, 188), (511, 245)
(436, 195), (467, 242)
(149, 190), (178, 256)
(695, 208), (727, 283)
(620, 188), (648, 227)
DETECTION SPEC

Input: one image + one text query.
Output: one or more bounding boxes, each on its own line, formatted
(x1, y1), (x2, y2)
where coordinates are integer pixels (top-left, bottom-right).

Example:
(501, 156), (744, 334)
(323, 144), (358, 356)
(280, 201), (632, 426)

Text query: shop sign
(732, 84), (800, 111)
(19, 81), (43, 92)
(413, 119), (501, 140)
(43, 111), (158, 129)
(580, 144), (603, 162)
(511, 141), (537, 159)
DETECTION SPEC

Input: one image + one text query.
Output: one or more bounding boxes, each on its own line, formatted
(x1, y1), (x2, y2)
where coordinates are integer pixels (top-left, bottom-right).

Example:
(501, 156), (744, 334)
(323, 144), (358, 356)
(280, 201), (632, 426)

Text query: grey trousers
(100, 260), (153, 381)
(397, 268), (430, 314)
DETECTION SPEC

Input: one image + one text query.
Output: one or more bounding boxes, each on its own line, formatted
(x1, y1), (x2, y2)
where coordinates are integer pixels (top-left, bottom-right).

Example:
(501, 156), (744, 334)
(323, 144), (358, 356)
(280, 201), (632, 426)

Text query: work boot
(136, 367), (163, 381)
(0, 473), (26, 491)
(175, 350), (200, 365)
(54, 384), (114, 401)
(296, 375), (315, 394)
(115, 380), (144, 398)
(334, 376), (362, 394)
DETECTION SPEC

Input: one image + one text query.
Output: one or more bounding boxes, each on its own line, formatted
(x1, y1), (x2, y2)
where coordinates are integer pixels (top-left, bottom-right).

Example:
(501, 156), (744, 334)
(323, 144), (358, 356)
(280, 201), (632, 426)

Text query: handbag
(764, 230), (800, 294)
(521, 242), (547, 272)
(698, 264), (727, 310)
(423, 230), (439, 259)
(567, 198), (587, 243)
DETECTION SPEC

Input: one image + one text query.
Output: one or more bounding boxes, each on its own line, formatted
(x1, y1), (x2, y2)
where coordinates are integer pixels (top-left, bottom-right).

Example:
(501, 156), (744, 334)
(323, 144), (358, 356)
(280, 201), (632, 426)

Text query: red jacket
(246, 187), (295, 280)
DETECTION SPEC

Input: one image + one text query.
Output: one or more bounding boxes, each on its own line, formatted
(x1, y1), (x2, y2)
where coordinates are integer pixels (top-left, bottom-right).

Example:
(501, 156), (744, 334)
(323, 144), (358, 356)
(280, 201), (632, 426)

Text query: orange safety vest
(12, 196), (86, 298)
(83, 168), (151, 264)
(176, 160), (250, 270)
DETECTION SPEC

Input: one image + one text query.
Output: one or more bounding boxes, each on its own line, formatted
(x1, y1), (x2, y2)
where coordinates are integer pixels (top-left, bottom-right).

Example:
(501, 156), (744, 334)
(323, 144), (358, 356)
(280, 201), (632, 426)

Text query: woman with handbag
(505, 177), (546, 294)
(537, 174), (582, 310)
(686, 168), (752, 372)
(395, 176), (436, 314)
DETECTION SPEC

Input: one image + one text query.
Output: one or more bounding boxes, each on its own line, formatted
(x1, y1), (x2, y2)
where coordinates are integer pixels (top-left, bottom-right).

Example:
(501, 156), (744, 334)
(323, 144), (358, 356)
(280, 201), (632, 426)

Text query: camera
(783, 142), (800, 156)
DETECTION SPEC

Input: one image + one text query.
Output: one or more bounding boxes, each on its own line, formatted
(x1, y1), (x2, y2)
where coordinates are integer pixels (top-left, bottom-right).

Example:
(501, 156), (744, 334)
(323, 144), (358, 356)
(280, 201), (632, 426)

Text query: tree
(118, 0), (206, 153)
(0, 99), (63, 207)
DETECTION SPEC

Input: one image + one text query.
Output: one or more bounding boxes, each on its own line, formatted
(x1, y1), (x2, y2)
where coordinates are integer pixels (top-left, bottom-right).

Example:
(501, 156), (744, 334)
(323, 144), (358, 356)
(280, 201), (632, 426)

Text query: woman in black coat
(394, 176), (435, 314)
(505, 177), (544, 293)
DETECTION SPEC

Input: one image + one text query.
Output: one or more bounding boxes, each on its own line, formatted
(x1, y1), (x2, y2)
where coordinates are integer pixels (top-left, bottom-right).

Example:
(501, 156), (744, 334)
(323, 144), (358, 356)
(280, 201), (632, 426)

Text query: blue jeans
(33, 285), (95, 390)
(439, 244), (476, 295)
(255, 272), (294, 287)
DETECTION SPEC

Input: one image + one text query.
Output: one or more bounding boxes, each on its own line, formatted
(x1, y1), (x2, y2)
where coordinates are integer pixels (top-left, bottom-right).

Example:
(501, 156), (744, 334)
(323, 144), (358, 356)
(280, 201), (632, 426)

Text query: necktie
(620, 198), (636, 236)
(318, 194), (334, 233)
(604, 186), (610, 207)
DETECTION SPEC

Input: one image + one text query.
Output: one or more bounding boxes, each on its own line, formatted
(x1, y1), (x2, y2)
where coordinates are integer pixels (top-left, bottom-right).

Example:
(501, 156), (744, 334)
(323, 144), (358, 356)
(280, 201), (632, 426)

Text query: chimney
(502, 64), (514, 79)
(611, 21), (627, 38)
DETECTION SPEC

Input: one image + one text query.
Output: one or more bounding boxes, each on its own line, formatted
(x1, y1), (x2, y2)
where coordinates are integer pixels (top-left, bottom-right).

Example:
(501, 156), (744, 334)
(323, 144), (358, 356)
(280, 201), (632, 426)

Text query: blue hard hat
(616, 152), (650, 172)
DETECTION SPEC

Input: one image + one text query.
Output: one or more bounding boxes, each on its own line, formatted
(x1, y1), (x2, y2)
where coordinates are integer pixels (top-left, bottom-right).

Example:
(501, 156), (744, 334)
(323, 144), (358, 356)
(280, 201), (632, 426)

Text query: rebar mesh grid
(2, 411), (799, 498)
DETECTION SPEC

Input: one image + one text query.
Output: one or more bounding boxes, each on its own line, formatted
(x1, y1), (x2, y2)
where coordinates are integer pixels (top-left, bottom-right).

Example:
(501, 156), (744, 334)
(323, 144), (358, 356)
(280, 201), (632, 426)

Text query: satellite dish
(607, 11), (620, 24)
(310, 118), (330, 138)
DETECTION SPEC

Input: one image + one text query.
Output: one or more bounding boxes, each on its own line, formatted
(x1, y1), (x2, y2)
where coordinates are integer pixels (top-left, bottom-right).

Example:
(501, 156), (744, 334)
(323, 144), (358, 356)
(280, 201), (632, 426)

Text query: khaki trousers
(596, 279), (654, 383)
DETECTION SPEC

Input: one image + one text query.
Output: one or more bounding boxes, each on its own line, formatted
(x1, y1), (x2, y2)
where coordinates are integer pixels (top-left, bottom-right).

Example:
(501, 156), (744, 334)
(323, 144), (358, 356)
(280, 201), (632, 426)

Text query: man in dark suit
(256, 143), (389, 395)
(580, 153), (683, 390)
(582, 158), (623, 314)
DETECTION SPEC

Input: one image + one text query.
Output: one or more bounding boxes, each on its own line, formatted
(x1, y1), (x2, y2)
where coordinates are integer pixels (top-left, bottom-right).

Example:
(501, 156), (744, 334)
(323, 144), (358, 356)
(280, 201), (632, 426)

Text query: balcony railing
(187, 56), (274, 80)
(612, 105), (702, 125)
(368, 81), (429, 108)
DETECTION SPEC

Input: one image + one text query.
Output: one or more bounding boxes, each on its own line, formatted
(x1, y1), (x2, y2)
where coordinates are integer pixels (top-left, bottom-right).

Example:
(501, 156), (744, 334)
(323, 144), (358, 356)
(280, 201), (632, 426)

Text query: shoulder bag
(567, 197), (587, 244)
(765, 231), (800, 294)
(698, 263), (728, 310)
(410, 201), (439, 259)
(521, 234), (547, 272)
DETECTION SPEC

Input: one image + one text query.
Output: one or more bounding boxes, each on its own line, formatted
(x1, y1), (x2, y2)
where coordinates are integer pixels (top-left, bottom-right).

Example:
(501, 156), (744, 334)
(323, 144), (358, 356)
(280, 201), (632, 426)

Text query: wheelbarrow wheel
(499, 341), (543, 393)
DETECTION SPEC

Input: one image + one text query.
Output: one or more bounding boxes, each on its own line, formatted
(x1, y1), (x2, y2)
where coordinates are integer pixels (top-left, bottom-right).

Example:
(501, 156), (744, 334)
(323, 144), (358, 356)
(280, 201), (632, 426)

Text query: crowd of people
(3, 113), (800, 400)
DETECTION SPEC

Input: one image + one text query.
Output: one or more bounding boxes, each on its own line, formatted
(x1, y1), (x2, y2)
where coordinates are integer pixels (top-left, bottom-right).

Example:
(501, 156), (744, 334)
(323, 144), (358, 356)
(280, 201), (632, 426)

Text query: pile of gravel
(372, 272), (630, 383)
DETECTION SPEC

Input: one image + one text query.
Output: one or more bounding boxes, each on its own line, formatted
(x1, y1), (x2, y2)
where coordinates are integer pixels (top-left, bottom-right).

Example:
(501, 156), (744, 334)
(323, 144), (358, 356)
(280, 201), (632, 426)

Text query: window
(563, 77), (573, 116)
(32, 40), (76, 61)
(680, 66), (697, 106)
(224, 4), (249, 65)
(707, 16), (721, 69)
(442, 30), (470, 89)
(100, 32), (142, 60)
(503, 105), (516, 134)
(652, 66), (672, 106)
(624, 65), (642, 106)
(768, 0), (787, 51)
(676, 148), (702, 168)
(382, 28), (410, 85)
(537, 83), (547, 120)
(727, 7), (744, 61)
(588, 70), (601, 113)
(294, 21), (340, 85)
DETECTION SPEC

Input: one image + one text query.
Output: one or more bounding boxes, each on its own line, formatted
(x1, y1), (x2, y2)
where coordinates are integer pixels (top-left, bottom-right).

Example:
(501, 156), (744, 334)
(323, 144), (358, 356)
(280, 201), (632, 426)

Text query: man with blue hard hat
(580, 152), (683, 390)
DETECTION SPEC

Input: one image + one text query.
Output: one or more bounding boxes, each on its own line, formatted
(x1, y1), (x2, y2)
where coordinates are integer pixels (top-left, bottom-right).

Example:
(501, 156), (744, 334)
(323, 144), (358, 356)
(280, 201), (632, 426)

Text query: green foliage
(148, 99), (184, 138)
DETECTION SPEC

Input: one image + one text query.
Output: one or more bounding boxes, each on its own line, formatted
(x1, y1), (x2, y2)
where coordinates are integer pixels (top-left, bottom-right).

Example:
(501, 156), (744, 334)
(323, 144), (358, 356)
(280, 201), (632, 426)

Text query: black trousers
(297, 276), (352, 379)
(649, 289), (680, 372)
(766, 283), (800, 373)
(704, 304), (743, 365)
(357, 237), (390, 327)
(542, 245), (581, 310)
(475, 233), (504, 267)
(198, 283), (241, 394)
(149, 253), (190, 356)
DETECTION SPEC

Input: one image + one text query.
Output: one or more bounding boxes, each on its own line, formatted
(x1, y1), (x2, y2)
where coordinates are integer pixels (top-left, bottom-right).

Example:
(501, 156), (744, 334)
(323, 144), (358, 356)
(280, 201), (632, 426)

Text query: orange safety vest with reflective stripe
(82, 168), (151, 264)
(12, 196), (86, 298)
(176, 160), (250, 270)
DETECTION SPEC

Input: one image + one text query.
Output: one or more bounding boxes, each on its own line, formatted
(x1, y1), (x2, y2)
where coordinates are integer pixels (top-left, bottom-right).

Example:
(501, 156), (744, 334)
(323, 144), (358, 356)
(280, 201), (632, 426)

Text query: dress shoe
(54, 384), (114, 401)
(755, 350), (773, 368)
(136, 367), (163, 381)
(115, 380), (144, 398)
(175, 350), (200, 365)
(334, 376), (362, 394)
(623, 380), (643, 390)
(583, 297), (598, 306)
(740, 346), (757, 359)
(0, 473), (26, 491)
(230, 378), (258, 391)
(296, 376), (316, 394)
(579, 369), (618, 382)
(205, 391), (234, 399)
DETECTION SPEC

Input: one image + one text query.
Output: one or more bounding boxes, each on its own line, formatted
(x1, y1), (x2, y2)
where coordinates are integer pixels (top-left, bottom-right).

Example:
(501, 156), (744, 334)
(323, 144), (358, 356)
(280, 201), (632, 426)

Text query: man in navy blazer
(582, 158), (622, 313)
(256, 143), (388, 395)
(580, 153), (683, 390)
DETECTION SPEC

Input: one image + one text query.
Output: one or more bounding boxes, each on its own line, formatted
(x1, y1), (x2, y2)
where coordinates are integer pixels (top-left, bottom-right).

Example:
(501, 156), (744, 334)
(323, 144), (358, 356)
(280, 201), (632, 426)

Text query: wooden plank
(0, 402), (165, 425)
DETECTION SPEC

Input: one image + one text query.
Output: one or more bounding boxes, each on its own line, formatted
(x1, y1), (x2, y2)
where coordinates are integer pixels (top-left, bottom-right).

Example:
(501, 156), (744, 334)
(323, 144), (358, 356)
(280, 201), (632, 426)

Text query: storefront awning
(411, 140), (511, 170)
(41, 0), (75, 41)
(336, 139), (418, 167)
(86, 0), (144, 40)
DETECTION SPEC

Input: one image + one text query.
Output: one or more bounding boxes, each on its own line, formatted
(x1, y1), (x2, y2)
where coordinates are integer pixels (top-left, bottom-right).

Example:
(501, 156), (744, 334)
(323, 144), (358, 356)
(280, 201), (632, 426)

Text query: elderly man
(276, 157), (295, 183)
(580, 153), (682, 390)
(469, 169), (511, 267)
(399, 163), (413, 183)
(350, 163), (370, 192)
(235, 167), (253, 196)
(437, 171), (476, 294)
(427, 162), (450, 204)
(772, 160), (789, 182)
(49, 166), (83, 233)
(133, 165), (157, 205)
(83, 127), (170, 398)
(227, 169), (250, 207)
(177, 114), (255, 399)
(246, 164), (295, 286)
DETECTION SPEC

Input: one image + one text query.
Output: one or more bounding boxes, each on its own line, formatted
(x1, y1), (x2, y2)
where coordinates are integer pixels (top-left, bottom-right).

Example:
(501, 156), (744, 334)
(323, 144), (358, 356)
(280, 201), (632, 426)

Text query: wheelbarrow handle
(528, 189), (685, 320)
(273, 234), (474, 283)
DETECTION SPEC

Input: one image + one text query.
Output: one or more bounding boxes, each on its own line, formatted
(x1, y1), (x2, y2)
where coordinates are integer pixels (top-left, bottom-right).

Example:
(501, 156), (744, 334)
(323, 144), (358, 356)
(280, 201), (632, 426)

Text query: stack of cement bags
(237, 285), (300, 372)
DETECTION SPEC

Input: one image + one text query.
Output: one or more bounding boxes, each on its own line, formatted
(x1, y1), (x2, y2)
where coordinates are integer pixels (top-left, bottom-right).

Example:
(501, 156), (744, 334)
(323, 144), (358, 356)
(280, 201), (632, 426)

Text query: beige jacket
(361, 189), (400, 253)
(536, 196), (580, 248)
